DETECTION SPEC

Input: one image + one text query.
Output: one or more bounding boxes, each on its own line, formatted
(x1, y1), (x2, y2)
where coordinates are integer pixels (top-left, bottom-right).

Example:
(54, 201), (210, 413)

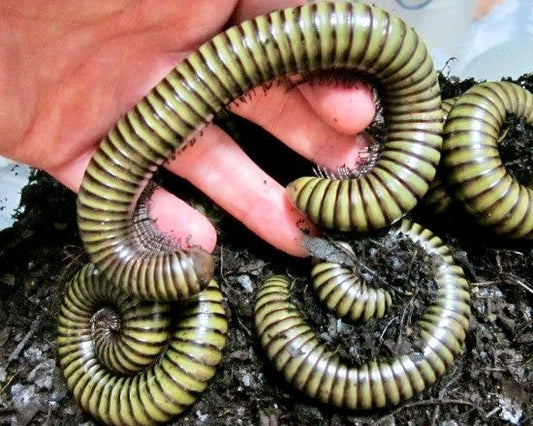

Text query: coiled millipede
(255, 220), (470, 409)
(443, 81), (533, 239)
(57, 264), (227, 426)
(76, 1), (442, 302)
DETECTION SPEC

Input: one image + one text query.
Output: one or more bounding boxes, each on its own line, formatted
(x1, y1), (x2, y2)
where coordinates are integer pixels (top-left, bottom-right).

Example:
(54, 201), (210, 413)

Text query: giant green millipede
(76, 1), (443, 302)
(443, 81), (533, 239)
(424, 82), (533, 232)
(254, 219), (470, 409)
(57, 264), (227, 426)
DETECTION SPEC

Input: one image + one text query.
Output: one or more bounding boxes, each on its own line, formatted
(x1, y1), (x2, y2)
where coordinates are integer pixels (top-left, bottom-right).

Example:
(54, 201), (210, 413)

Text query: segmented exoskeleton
(255, 220), (470, 409)
(76, 1), (442, 302)
(310, 242), (393, 322)
(63, 2), (454, 422)
(443, 81), (533, 238)
(57, 264), (227, 426)
(423, 97), (456, 215)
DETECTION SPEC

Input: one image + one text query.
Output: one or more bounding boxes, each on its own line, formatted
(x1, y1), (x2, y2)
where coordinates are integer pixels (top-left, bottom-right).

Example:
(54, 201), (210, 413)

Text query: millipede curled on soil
(310, 242), (393, 322)
(57, 264), (228, 426)
(58, 1), (492, 422)
(254, 220), (470, 409)
(443, 81), (533, 239)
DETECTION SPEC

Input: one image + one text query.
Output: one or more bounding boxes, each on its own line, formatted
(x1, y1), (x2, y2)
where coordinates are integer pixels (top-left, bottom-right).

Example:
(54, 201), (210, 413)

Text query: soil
(0, 73), (531, 426)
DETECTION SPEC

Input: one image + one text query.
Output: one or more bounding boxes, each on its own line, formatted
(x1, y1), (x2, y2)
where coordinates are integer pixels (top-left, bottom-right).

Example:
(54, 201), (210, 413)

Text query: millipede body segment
(57, 265), (228, 426)
(311, 255), (393, 322)
(423, 97), (457, 215)
(443, 81), (533, 239)
(76, 1), (442, 302)
(255, 220), (470, 409)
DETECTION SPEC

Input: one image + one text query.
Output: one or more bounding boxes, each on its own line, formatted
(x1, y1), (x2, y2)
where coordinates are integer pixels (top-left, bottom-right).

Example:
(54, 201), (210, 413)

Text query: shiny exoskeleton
(255, 220), (470, 409)
(76, 1), (442, 302)
(443, 81), (533, 238)
(57, 264), (227, 426)
(60, 1), (498, 422)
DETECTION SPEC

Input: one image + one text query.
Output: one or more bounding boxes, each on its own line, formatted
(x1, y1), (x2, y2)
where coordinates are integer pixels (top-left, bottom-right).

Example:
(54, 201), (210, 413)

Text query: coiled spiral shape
(57, 264), (228, 426)
(255, 220), (470, 409)
(310, 243), (393, 322)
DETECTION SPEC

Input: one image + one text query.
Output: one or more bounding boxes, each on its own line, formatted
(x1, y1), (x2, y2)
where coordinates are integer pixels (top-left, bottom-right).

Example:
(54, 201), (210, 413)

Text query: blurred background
(1, 0), (531, 230)
(366, 0), (532, 80)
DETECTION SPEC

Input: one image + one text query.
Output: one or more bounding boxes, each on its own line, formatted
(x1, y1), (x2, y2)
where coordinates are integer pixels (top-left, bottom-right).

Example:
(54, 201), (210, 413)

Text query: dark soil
(0, 73), (531, 426)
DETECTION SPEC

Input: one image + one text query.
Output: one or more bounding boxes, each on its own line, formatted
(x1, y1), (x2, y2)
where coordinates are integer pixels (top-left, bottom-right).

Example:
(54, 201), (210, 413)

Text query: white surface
(367, 0), (532, 79)
(364, 0), (476, 75)
(367, 0), (476, 75)
(457, 0), (533, 79)
(0, 160), (31, 230)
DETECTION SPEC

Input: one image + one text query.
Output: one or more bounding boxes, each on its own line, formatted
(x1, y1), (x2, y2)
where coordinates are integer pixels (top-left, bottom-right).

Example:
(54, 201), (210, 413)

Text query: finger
(232, 0), (306, 22)
(148, 187), (218, 252)
(167, 124), (317, 257)
(297, 79), (376, 136)
(174, 81), (373, 254)
(48, 147), (219, 253)
(59, 81), (374, 256)
(52, 126), (313, 257)
(231, 80), (376, 171)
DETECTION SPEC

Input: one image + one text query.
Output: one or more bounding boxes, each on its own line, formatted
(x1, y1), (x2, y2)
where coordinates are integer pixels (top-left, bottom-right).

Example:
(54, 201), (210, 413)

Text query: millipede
(443, 81), (533, 239)
(254, 220), (470, 409)
(57, 264), (228, 426)
(424, 82), (533, 231)
(310, 241), (393, 322)
(423, 97), (456, 215)
(76, 1), (442, 302)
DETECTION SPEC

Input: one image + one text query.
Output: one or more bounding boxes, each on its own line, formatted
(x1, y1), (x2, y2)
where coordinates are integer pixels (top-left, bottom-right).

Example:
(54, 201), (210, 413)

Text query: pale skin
(0, 0), (375, 257)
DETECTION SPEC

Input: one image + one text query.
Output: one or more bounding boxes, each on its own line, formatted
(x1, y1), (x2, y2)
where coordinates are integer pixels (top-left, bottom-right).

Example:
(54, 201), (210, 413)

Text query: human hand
(0, 0), (375, 256)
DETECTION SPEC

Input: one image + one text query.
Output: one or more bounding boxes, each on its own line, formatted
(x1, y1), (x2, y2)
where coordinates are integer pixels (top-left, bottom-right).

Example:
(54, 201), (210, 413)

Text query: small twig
(430, 404), (441, 426)
(42, 407), (53, 426)
(430, 371), (463, 426)
(235, 313), (253, 338)
(471, 275), (533, 295)
(487, 248), (524, 257)
(499, 273), (533, 295)
(396, 287), (419, 346)
(0, 368), (21, 395)
(405, 248), (419, 282)
(378, 316), (397, 342)
(8, 315), (42, 362)
(485, 406), (501, 418)
(471, 280), (500, 287)
(404, 398), (474, 408)
(484, 367), (507, 372)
